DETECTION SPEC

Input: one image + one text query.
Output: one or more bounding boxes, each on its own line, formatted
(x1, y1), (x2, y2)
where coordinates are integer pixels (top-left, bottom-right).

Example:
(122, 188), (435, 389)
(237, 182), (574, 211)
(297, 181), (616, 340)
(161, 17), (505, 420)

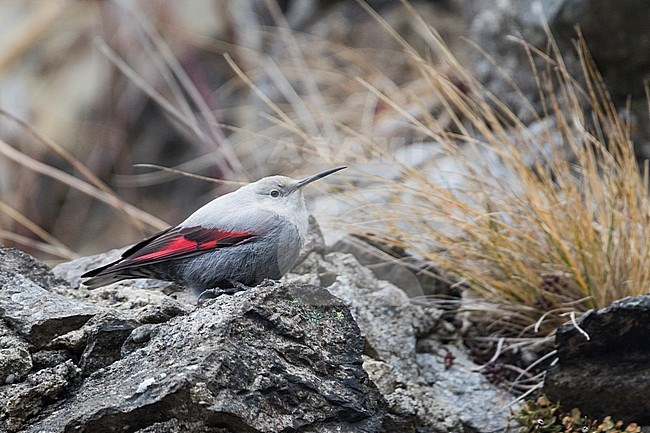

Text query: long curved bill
(295, 166), (347, 191)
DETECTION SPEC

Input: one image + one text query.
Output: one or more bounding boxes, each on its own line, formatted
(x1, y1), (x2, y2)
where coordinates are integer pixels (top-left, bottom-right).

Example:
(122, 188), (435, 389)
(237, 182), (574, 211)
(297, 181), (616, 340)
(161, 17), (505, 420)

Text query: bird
(81, 166), (346, 297)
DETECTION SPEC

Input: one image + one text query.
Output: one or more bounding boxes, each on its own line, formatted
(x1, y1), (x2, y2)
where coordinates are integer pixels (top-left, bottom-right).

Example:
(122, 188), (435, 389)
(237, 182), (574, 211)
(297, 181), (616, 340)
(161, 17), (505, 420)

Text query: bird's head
(244, 166), (346, 217)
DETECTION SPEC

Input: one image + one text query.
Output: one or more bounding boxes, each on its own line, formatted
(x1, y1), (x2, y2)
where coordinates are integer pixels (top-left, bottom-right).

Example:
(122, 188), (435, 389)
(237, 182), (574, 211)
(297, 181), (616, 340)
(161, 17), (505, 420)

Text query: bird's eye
(270, 189), (280, 198)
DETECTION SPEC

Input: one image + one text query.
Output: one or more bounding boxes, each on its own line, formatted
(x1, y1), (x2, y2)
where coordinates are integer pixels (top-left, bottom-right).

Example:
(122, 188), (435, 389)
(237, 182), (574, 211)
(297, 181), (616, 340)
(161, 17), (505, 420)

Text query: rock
(24, 283), (387, 433)
(20, 246), (392, 432)
(77, 314), (138, 376)
(1, 239), (519, 432)
(0, 246), (67, 290)
(30, 350), (72, 371)
(544, 294), (650, 424)
(363, 358), (464, 433)
(332, 235), (457, 298)
(363, 335), (514, 433)
(0, 279), (99, 349)
(417, 351), (514, 432)
(410, 302), (445, 338)
(464, 0), (650, 120)
(132, 419), (213, 433)
(314, 252), (419, 377)
(0, 360), (81, 432)
(0, 321), (32, 385)
(289, 251), (514, 432)
(296, 215), (327, 263)
(0, 247), (100, 349)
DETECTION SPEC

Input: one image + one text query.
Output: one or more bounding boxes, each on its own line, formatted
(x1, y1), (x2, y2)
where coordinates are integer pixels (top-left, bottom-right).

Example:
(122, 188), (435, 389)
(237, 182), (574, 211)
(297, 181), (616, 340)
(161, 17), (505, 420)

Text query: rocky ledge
(1, 230), (518, 433)
(3, 232), (650, 432)
(6, 246), (385, 433)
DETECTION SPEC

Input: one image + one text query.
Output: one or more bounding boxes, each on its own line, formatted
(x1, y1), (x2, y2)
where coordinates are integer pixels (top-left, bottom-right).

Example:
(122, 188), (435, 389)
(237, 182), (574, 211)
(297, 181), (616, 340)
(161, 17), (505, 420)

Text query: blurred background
(0, 0), (464, 261)
(0, 0), (648, 265)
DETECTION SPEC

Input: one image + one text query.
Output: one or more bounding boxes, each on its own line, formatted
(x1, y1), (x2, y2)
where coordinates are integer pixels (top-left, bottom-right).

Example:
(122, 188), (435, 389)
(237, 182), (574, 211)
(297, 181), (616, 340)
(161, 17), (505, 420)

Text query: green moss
(510, 395), (641, 433)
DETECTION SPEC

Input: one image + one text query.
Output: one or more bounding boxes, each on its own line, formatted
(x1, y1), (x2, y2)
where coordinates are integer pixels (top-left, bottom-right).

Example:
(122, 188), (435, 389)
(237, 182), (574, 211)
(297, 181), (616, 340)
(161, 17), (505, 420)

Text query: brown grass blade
(0, 138), (168, 230)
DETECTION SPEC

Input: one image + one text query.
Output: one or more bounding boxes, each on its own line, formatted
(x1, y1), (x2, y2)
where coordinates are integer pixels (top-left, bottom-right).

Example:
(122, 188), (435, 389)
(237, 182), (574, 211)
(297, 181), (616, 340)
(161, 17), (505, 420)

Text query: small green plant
(511, 395), (641, 433)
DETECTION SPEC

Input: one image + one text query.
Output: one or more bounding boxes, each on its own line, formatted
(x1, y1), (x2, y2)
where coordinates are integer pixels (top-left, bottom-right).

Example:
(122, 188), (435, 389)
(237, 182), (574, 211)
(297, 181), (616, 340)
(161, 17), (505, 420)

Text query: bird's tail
(81, 262), (164, 289)
(80, 259), (134, 289)
(82, 273), (127, 289)
(80, 261), (122, 289)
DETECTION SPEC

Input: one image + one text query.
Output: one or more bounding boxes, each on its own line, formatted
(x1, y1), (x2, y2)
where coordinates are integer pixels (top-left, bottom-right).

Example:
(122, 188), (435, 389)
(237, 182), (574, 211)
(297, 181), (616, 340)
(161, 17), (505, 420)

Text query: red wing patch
(123, 226), (254, 264)
(80, 226), (255, 280)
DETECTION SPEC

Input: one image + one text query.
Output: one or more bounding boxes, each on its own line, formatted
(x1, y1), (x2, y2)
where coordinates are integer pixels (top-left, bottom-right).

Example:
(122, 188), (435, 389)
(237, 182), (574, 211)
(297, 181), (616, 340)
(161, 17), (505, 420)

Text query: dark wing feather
(81, 226), (254, 278)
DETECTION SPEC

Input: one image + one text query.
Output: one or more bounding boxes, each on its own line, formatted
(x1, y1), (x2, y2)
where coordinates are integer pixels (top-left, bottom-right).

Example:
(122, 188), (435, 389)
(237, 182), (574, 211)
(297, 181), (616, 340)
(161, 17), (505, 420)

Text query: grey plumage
(81, 167), (345, 295)
(170, 215), (301, 291)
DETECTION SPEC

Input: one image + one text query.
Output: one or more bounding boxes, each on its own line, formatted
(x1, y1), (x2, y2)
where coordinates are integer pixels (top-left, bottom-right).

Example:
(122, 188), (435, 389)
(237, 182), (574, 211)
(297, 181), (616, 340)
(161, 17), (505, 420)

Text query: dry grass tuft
(349, 31), (649, 335)
(346, 23), (650, 334)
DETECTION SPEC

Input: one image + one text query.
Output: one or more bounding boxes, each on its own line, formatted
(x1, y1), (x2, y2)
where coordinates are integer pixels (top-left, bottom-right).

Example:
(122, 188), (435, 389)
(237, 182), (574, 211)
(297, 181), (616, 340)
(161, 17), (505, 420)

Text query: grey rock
(0, 278), (98, 349)
(128, 296), (190, 324)
(410, 302), (445, 338)
(0, 321), (32, 385)
(0, 360), (81, 432)
(77, 314), (138, 376)
(85, 284), (190, 317)
(367, 331), (515, 433)
(464, 0), (650, 121)
(25, 283), (387, 433)
(0, 246), (67, 291)
(544, 294), (650, 424)
(364, 358), (464, 433)
(318, 252), (418, 378)
(332, 236), (456, 298)
(418, 351), (514, 433)
(0, 247), (100, 348)
(132, 419), (213, 433)
(299, 215), (327, 261)
(1, 236), (518, 433)
(289, 252), (514, 432)
(30, 349), (72, 371)
(124, 324), (155, 346)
